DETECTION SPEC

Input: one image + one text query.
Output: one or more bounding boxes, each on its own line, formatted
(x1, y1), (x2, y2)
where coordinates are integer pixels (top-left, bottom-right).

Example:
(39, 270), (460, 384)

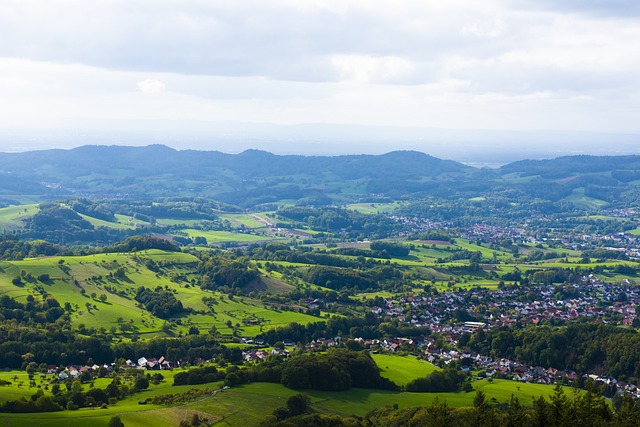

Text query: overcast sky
(1, 0), (639, 155)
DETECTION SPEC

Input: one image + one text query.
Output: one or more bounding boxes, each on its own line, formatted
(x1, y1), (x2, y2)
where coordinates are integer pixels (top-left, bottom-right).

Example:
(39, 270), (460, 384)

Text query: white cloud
(331, 55), (415, 83)
(461, 18), (506, 38)
(0, 0), (639, 140)
(137, 79), (166, 94)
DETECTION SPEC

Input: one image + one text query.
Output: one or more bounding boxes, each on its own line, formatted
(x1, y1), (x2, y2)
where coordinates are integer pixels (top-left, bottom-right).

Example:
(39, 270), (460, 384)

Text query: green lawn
(372, 354), (439, 386)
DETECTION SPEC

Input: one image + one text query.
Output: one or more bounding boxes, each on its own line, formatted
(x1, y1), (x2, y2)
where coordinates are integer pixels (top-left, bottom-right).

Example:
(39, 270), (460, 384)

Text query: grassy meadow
(0, 250), (322, 337)
(0, 376), (575, 427)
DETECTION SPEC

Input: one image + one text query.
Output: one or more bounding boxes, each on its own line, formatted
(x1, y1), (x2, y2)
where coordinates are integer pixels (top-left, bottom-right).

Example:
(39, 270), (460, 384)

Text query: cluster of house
(50, 356), (181, 380)
(241, 337), (344, 361)
(460, 223), (526, 244)
(372, 276), (640, 333)
(340, 335), (640, 398)
(54, 363), (113, 380)
(242, 347), (289, 362)
(124, 356), (177, 370)
(389, 215), (448, 238)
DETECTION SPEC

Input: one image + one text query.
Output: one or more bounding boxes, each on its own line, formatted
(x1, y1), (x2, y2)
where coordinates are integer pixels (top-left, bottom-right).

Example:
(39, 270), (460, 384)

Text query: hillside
(3, 145), (640, 210)
(0, 249), (314, 338)
(0, 146), (475, 206)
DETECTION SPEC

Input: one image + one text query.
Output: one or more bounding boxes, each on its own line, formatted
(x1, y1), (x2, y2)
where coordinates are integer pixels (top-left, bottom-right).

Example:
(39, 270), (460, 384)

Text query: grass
(79, 214), (134, 230)
(181, 229), (277, 243)
(563, 189), (608, 209)
(346, 203), (399, 214)
(310, 379), (576, 416)
(217, 214), (267, 229)
(0, 250), (201, 332)
(0, 203), (39, 231)
(0, 250), (322, 336)
(372, 354), (439, 386)
(0, 374), (580, 426)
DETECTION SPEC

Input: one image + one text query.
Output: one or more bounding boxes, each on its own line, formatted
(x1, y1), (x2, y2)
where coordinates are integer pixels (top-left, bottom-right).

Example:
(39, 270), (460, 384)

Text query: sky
(1, 0), (639, 159)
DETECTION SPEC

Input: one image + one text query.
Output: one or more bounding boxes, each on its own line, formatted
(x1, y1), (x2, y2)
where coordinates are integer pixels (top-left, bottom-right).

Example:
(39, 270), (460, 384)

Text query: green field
(372, 354), (439, 386)
(0, 203), (39, 231)
(181, 229), (277, 243)
(0, 250), (320, 336)
(346, 203), (400, 214)
(0, 378), (575, 427)
(564, 189), (608, 209)
(79, 214), (135, 230)
(217, 213), (267, 229)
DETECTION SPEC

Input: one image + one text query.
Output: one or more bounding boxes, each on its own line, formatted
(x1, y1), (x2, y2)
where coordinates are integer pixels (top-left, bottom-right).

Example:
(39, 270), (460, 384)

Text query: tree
(549, 384), (571, 426)
(470, 390), (498, 427)
(286, 394), (310, 416)
(429, 397), (453, 427)
(71, 379), (83, 394)
(109, 416), (125, 427)
(613, 394), (640, 427)
(134, 376), (149, 391)
(504, 395), (526, 427)
(99, 293), (107, 302)
(272, 407), (290, 421)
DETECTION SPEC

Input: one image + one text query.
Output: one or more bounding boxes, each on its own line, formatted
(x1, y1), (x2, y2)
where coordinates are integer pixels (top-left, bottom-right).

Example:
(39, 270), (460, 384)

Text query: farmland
(3, 149), (640, 425)
(0, 250), (322, 336)
(0, 368), (577, 427)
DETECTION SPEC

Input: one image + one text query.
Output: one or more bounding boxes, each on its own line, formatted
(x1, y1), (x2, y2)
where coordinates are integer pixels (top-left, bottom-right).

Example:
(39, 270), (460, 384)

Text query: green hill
(0, 250), (319, 337)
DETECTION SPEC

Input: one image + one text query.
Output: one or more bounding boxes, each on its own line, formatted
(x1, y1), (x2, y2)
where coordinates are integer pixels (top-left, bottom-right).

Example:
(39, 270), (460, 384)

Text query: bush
(109, 416), (125, 427)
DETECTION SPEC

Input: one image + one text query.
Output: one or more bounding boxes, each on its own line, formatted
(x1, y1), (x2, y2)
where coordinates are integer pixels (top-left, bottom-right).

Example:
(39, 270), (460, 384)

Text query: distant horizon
(2, 120), (639, 164)
(1, 121), (640, 168)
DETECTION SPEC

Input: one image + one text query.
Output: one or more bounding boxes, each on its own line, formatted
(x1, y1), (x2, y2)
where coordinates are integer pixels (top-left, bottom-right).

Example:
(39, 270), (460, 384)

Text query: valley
(1, 147), (640, 426)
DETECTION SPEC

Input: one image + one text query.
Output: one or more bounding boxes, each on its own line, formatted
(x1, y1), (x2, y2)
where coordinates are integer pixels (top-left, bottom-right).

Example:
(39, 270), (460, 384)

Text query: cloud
(0, 0), (639, 136)
(461, 18), (506, 38)
(515, 0), (640, 18)
(331, 55), (415, 83)
(137, 79), (166, 93)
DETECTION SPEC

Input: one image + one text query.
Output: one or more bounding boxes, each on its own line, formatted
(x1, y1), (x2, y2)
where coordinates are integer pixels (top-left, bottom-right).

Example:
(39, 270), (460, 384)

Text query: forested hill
(2, 144), (640, 208)
(0, 145), (475, 204)
(499, 155), (640, 181)
(0, 145), (469, 180)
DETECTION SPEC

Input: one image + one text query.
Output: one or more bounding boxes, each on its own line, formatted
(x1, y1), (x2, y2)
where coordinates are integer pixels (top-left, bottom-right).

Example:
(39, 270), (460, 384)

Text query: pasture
(372, 354), (439, 386)
(0, 250), (321, 337)
(181, 229), (276, 243)
(346, 203), (399, 214)
(0, 368), (581, 426)
(0, 203), (39, 231)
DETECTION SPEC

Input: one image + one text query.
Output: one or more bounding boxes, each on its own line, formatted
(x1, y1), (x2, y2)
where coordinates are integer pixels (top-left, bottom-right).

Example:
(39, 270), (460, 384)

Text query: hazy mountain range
(2, 144), (640, 210)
